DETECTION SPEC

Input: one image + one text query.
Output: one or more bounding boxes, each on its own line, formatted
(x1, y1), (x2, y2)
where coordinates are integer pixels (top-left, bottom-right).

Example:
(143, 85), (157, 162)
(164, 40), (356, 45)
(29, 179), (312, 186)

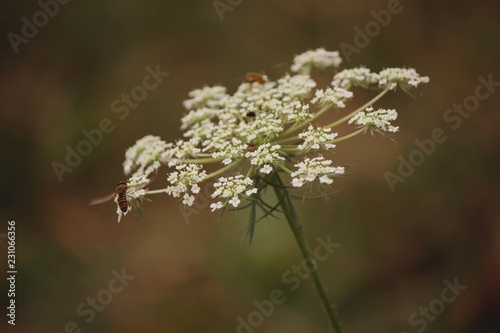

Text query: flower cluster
(123, 135), (171, 177)
(106, 48), (428, 221)
(349, 106), (399, 133)
(182, 86), (227, 111)
(245, 143), (284, 169)
(298, 125), (338, 151)
(166, 164), (207, 206)
(291, 48), (343, 74)
(331, 66), (429, 92)
(331, 67), (380, 90)
(311, 87), (353, 108)
(211, 175), (257, 210)
(291, 156), (345, 188)
(378, 67), (430, 91)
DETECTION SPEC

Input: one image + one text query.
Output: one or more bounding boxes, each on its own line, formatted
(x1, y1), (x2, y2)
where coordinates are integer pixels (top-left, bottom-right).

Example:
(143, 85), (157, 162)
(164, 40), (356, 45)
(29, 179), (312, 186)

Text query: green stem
(278, 127), (366, 150)
(276, 103), (332, 140)
(160, 157), (223, 164)
(277, 162), (294, 174)
(145, 188), (167, 195)
(271, 172), (343, 333)
(329, 127), (366, 143)
(204, 158), (244, 180)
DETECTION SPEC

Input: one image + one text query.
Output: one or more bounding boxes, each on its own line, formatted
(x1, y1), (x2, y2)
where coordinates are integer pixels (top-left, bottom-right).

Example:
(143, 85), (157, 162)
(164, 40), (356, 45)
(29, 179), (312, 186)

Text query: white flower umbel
(291, 48), (342, 74)
(123, 135), (172, 177)
(211, 175), (257, 209)
(182, 86), (228, 111)
(298, 125), (338, 151)
(311, 87), (353, 108)
(166, 164), (207, 205)
(276, 74), (317, 99)
(109, 48), (428, 221)
(127, 175), (150, 189)
(291, 156), (345, 188)
(331, 67), (380, 90)
(209, 137), (247, 165)
(245, 143), (284, 167)
(378, 67), (430, 91)
(349, 106), (399, 133)
(160, 137), (207, 167)
(181, 107), (219, 131)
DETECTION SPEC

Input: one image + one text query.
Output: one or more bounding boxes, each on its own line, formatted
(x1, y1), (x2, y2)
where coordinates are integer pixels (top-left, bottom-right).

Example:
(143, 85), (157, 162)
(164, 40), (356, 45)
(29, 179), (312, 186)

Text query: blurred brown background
(1, 0), (500, 332)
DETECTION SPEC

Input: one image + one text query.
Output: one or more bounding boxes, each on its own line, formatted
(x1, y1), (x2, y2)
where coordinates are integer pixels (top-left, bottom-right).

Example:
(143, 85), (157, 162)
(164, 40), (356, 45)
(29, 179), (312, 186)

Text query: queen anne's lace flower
(182, 86), (228, 111)
(298, 125), (338, 151)
(291, 156), (345, 188)
(211, 175), (257, 209)
(100, 48), (430, 333)
(311, 87), (353, 108)
(127, 175), (150, 188)
(378, 68), (430, 91)
(166, 164), (207, 205)
(245, 143), (284, 167)
(160, 138), (203, 167)
(181, 107), (219, 131)
(331, 67), (380, 89)
(209, 137), (247, 165)
(108, 49), (428, 221)
(291, 48), (342, 74)
(349, 106), (399, 133)
(123, 135), (172, 177)
(277, 74), (317, 99)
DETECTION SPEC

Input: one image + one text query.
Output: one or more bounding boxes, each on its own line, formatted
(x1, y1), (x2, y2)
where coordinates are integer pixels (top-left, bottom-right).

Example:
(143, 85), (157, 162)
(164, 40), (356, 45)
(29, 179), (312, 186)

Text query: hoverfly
(115, 181), (129, 212)
(90, 181), (130, 211)
(90, 179), (150, 217)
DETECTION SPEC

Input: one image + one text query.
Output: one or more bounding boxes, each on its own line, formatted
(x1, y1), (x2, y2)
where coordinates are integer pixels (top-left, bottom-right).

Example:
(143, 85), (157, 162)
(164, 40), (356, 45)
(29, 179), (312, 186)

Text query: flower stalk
(272, 172), (343, 333)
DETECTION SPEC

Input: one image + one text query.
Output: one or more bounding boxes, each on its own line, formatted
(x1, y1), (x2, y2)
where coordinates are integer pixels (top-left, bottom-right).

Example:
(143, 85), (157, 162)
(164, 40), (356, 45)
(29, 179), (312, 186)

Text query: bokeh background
(1, 0), (500, 332)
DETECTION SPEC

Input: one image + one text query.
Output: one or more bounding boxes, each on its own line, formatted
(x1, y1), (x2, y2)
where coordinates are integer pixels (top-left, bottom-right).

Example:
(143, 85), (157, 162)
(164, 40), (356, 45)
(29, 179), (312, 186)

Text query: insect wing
(89, 193), (115, 206)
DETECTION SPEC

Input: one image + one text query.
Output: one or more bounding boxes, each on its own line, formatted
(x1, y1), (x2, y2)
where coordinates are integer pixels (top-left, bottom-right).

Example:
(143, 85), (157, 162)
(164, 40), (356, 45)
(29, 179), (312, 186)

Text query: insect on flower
(115, 181), (129, 212)
(90, 177), (151, 220)
(243, 72), (266, 84)
(89, 181), (130, 211)
(242, 63), (283, 84)
(246, 111), (256, 118)
(246, 142), (258, 152)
